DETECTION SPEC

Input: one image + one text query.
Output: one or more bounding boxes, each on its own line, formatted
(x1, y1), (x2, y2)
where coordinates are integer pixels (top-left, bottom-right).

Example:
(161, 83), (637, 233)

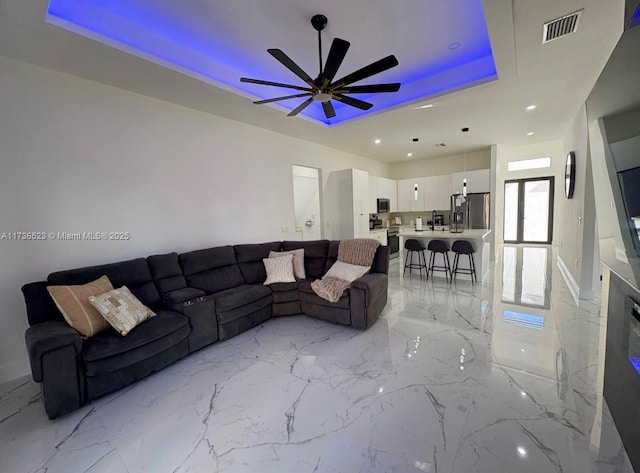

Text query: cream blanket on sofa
(311, 238), (380, 302)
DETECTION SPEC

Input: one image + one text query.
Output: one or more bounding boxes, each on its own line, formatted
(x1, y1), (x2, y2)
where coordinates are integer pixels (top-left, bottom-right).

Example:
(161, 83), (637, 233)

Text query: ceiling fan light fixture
(313, 92), (332, 102)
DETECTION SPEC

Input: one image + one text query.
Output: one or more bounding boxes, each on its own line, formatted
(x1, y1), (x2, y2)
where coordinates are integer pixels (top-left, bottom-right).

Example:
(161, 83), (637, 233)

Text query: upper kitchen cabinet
(379, 177), (398, 212)
(451, 169), (491, 194)
(369, 176), (398, 213)
(436, 174), (453, 210)
(368, 177), (378, 214)
(398, 177), (425, 212)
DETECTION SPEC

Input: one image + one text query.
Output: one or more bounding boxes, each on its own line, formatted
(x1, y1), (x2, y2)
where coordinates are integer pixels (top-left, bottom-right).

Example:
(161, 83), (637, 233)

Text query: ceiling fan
(240, 14), (400, 119)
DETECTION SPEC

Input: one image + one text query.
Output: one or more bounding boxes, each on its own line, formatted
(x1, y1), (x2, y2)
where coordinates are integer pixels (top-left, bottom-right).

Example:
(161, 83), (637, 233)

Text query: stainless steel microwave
(377, 198), (390, 213)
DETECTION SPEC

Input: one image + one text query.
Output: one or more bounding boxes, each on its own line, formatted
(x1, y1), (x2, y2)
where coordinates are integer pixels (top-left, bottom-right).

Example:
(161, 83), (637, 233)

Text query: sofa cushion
(148, 252), (188, 295)
(82, 311), (189, 376)
(235, 242), (282, 284)
(298, 280), (350, 310)
(48, 258), (160, 309)
(47, 275), (114, 338)
(270, 280), (305, 303)
(179, 246), (245, 294)
(213, 284), (272, 313)
(213, 285), (272, 324)
(89, 286), (156, 336)
(282, 240), (330, 279)
(324, 240), (340, 273)
(217, 296), (272, 325)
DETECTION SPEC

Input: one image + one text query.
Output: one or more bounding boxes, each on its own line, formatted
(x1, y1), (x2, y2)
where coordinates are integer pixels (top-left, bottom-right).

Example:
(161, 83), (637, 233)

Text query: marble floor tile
(0, 245), (635, 473)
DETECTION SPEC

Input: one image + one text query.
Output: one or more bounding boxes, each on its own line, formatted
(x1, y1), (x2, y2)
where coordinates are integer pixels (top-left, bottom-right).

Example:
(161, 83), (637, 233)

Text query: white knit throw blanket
(311, 238), (380, 302)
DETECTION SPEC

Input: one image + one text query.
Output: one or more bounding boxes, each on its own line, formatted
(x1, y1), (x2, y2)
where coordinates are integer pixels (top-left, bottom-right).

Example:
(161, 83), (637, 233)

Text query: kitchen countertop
(399, 229), (492, 239)
(599, 237), (640, 291)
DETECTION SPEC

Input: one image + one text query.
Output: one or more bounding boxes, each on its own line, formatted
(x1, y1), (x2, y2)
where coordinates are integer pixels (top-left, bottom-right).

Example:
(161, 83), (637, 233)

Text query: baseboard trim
(0, 358), (30, 385)
(557, 256), (580, 306)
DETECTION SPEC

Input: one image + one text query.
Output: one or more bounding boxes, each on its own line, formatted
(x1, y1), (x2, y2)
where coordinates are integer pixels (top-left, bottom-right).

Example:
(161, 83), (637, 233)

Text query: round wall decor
(565, 151), (576, 199)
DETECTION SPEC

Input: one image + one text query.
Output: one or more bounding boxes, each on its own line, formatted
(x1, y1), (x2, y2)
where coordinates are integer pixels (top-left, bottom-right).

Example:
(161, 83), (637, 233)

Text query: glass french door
(503, 177), (554, 244)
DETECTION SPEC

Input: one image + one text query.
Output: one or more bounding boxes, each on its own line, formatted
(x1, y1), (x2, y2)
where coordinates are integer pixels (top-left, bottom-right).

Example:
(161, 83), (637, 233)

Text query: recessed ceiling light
(414, 104), (434, 109)
(527, 132), (535, 136)
(407, 153), (413, 157)
(526, 105), (537, 111)
(374, 139), (381, 144)
(448, 42), (461, 50)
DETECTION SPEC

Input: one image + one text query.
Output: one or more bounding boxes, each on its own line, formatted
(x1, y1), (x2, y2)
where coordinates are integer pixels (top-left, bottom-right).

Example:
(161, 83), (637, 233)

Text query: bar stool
(403, 239), (427, 278)
(427, 240), (452, 282)
(451, 240), (477, 283)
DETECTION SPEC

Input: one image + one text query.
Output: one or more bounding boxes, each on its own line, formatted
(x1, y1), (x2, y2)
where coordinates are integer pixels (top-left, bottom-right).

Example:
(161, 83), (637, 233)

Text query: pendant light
(462, 127), (469, 196)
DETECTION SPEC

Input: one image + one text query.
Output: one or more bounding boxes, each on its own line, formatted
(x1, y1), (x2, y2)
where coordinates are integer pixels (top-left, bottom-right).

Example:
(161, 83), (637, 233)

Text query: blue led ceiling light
(46, 0), (497, 126)
(629, 3), (640, 29)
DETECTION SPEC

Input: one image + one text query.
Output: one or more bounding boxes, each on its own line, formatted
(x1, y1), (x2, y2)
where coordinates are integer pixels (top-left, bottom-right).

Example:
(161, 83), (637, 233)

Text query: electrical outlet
(281, 226), (288, 233)
(574, 259), (578, 268)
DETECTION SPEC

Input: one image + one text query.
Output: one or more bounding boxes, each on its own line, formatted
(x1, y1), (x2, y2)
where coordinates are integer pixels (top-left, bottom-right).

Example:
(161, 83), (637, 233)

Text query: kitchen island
(399, 229), (492, 281)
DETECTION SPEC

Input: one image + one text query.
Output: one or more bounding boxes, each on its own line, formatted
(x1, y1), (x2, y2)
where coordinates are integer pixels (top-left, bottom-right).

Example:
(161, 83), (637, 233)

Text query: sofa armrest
(25, 321), (82, 382)
(351, 273), (388, 302)
(350, 273), (389, 330)
(162, 288), (206, 306)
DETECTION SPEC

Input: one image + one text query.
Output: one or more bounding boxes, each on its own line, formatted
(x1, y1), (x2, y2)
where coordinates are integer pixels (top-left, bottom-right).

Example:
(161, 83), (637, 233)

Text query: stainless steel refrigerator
(451, 192), (490, 229)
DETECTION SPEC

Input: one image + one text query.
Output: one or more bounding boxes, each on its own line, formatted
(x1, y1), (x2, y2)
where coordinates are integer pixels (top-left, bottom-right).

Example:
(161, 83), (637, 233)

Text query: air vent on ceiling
(542, 10), (583, 43)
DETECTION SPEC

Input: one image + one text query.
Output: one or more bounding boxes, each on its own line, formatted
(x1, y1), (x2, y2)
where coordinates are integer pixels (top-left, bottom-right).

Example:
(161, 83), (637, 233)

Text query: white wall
(0, 54), (389, 382)
(389, 149), (491, 180)
(495, 140), (565, 246)
(557, 105), (599, 299)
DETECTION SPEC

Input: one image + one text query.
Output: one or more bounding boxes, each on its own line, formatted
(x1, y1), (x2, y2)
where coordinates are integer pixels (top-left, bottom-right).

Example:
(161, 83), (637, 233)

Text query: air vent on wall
(542, 10), (583, 43)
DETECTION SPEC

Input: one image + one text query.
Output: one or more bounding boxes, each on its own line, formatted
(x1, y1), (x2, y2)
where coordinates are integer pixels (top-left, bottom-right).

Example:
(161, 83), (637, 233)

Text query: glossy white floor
(0, 245), (635, 473)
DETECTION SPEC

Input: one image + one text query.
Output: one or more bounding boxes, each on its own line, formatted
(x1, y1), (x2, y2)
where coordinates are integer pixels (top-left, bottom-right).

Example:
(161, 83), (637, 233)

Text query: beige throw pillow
(269, 249), (305, 279)
(324, 260), (370, 282)
(263, 254), (296, 285)
(47, 275), (114, 338)
(89, 286), (155, 336)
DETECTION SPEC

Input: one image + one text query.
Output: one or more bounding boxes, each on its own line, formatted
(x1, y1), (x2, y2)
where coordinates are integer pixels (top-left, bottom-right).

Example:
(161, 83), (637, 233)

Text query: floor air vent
(542, 10), (583, 43)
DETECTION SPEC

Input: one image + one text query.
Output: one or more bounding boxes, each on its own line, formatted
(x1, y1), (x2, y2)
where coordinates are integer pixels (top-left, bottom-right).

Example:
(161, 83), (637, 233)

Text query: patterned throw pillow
(88, 286), (155, 336)
(269, 249), (306, 279)
(324, 260), (370, 282)
(263, 254), (296, 285)
(47, 275), (114, 338)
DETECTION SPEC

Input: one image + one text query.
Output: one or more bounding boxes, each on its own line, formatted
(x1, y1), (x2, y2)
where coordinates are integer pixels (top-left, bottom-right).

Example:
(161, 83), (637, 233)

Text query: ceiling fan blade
(333, 94), (374, 110)
(241, 77), (312, 92)
(287, 97), (314, 116)
(332, 83), (401, 94)
(332, 55), (399, 87)
(254, 93), (312, 104)
(322, 38), (350, 84)
(268, 49), (315, 86)
(322, 101), (336, 119)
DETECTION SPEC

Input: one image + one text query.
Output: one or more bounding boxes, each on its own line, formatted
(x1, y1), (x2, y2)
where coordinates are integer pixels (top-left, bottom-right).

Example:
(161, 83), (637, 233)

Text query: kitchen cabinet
(398, 177), (425, 212)
(423, 176), (438, 211)
(368, 177), (378, 214)
(369, 176), (398, 213)
(452, 169), (491, 194)
(368, 228), (388, 246)
(436, 174), (453, 210)
(330, 169), (369, 239)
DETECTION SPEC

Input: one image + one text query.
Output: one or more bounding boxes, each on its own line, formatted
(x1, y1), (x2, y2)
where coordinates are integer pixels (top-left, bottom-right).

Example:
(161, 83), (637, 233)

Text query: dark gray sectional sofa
(22, 240), (389, 419)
